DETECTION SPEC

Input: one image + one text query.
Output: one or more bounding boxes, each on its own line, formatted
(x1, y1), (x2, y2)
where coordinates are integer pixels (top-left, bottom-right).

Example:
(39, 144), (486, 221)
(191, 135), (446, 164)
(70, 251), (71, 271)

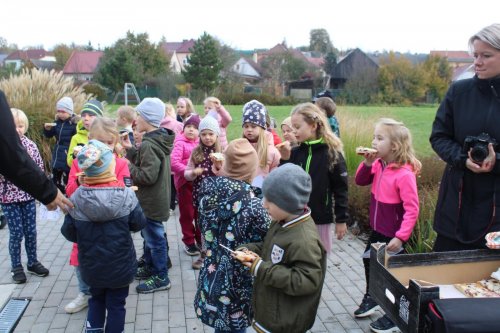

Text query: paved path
(0, 205), (385, 332)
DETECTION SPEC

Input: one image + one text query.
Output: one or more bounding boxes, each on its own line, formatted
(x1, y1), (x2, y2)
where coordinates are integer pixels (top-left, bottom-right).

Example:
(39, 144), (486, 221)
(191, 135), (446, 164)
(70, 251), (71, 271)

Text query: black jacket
(430, 76), (500, 246)
(43, 117), (77, 171)
(0, 90), (57, 205)
(61, 185), (146, 288)
(282, 140), (349, 225)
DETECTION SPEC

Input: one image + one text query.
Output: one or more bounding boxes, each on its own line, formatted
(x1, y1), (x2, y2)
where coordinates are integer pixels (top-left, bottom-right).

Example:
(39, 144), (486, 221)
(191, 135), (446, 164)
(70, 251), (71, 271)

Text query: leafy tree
(422, 55), (452, 103)
(260, 52), (309, 96)
(323, 51), (337, 74)
(53, 44), (73, 70)
(95, 31), (168, 93)
(182, 32), (223, 96)
(309, 29), (334, 54)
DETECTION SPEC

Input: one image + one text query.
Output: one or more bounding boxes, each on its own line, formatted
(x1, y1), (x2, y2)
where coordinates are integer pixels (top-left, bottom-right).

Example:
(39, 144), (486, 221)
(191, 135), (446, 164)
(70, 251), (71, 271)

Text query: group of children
(0, 92), (422, 333)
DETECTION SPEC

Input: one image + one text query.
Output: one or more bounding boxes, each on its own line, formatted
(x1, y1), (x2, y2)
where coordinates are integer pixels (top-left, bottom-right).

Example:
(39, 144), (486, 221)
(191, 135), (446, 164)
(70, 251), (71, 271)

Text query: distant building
(4, 49), (54, 71)
(63, 51), (103, 82)
(430, 50), (474, 81)
(328, 48), (379, 90)
(160, 39), (195, 73)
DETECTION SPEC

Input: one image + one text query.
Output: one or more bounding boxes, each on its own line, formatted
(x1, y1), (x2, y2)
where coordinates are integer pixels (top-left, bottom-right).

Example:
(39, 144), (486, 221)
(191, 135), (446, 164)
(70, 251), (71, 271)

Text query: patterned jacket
(0, 136), (44, 203)
(194, 176), (271, 330)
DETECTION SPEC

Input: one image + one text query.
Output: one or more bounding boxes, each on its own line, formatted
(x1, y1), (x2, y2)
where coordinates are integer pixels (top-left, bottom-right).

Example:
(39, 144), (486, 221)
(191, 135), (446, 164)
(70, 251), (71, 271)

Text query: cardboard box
(369, 243), (500, 333)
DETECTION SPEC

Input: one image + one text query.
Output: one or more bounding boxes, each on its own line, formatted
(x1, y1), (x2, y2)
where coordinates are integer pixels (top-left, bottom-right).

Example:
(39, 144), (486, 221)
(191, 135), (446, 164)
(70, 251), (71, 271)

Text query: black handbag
(425, 298), (500, 333)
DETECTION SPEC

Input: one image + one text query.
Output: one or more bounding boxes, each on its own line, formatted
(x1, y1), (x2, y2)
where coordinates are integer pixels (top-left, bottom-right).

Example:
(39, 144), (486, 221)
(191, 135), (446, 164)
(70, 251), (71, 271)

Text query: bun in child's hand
(233, 250), (255, 262)
(210, 152), (225, 161)
(356, 146), (377, 155)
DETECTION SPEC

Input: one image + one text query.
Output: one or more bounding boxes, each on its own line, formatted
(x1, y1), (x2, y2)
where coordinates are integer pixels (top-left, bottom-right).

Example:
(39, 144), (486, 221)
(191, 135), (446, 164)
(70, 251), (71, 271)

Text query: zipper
(304, 138), (323, 173)
(373, 160), (386, 231)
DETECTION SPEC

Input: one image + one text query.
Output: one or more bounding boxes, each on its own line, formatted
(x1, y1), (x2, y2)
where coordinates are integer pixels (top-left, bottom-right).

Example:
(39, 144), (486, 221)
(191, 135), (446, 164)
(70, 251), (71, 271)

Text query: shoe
(184, 244), (200, 256)
(354, 294), (380, 318)
(136, 275), (171, 294)
(64, 292), (90, 314)
(370, 315), (399, 333)
(137, 255), (146, 268)
(192, 256), (204, 270)
(135, 265), (153, 280)
(11, 266), (26, 284)
(27, 262), (49, 277)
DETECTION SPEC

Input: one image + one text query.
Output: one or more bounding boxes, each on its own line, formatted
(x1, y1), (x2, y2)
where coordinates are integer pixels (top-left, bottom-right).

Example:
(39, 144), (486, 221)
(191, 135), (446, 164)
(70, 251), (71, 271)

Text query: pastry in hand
(210, 152), (225, 161)
(356, 146), (378, 155)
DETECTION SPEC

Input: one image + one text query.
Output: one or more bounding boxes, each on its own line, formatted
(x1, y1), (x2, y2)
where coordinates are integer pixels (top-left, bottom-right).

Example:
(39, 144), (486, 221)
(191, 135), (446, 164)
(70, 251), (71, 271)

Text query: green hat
(81, 99), (103, 117)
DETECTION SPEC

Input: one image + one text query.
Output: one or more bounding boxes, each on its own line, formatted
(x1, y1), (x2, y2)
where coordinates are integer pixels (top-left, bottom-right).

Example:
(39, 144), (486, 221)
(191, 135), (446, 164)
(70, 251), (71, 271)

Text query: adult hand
(276, 141), (291, 160)
(466, 143), (496, 173)
(335, 222), (347, 240)
(45, 189), (74, 213)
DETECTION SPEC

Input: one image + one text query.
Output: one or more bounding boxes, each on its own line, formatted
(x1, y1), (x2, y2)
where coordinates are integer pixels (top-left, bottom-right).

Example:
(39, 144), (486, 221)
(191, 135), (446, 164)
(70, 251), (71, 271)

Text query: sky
(1, 0), (499, 54)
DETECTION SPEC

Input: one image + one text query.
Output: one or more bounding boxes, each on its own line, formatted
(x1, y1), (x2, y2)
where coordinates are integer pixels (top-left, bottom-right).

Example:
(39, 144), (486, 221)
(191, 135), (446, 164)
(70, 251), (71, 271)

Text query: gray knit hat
(242, 99), (267, 129)
(136, 98), (165, 128)
(56, 96), (74, 115)
(199, 115), (220, 136)
(81, 99), (103, 117)
(262, 164), (311, 215)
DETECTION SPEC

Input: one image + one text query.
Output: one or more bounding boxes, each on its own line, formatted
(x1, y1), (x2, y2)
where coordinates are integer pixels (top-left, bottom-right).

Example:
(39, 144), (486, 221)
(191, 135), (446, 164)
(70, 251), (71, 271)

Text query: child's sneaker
(369, 314), (399, 333)
(64, 292), (90, 314)
(11, 266), (26, 284)
(135, 265), (153, 280)
(27, 262), (49, 277)
(136, 275), (171, 294)
(184, 244), (200, 256)
(354, 294), (380, 318)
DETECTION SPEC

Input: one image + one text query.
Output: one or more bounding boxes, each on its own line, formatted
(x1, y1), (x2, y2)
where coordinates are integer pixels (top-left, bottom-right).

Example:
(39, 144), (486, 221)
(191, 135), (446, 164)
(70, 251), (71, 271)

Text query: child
(176, 96), (195, 122)
(265, 110), (282, 145)
(116, 105), (136, 145)
(241, 100), (281, 188)
(203, 96), (232, 149)
(315, 96), (340, 138)
(64, 117), (131, 314)
(236, 163), (327, 333)
(353, 118), (420, 332)
(280, 116), (298, 148)
(0, 108), (49, 283)
(184, 115), (221, 269)
(43, 96), (77, 193)
(132, 120), (144, 147)
(120, 97), (174, 294)
(277, 102), (349, 254)
(193, 138), (271, 333)
(171, 115), (201, 256)
(61, 140), (145, 333)
(67, 99), (104, 167)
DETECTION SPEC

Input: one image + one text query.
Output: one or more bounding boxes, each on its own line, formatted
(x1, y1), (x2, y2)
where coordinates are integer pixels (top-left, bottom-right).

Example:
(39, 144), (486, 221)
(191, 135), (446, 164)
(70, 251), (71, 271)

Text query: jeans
(75, 266), (90, 295)
(86, 286), (129, 333)
(142, 218), (168, 277)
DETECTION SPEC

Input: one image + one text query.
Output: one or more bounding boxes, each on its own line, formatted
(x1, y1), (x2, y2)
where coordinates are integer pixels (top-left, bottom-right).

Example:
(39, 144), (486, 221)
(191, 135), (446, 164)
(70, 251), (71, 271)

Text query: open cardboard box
(369, 243), (500, 333)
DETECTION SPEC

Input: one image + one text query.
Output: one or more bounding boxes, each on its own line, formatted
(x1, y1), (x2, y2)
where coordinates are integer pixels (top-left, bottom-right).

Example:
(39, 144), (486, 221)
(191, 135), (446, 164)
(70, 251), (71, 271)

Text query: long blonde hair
(376, 118), (422, 174)
(291, 103), (343, 168)
(242, 125), (268, 168)
(89, 117), (119, 149)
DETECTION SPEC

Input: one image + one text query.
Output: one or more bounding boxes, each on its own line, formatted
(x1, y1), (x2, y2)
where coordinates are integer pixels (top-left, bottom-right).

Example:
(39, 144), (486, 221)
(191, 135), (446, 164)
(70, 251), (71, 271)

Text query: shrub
(0, 68), (91, 172)
(82, 82), (107, 101)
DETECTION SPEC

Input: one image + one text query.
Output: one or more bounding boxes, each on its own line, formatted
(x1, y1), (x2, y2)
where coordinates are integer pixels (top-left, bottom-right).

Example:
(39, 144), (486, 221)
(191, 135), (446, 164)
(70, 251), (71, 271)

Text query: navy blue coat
(43, 117), (77, 171)
(61, 185), (146, 288)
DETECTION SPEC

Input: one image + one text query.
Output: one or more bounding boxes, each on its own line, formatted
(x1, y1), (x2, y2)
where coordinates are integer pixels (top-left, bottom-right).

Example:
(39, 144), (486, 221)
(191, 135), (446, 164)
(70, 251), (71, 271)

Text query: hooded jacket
(170, 132), (199, 190)
(126, 128), (174, 221)
(67, 120), (89, 167)
(194, 176), (271, 331)
(43, 116), (77, 171)
(61, 184), (145, 288)
(430, 76), (500, 245)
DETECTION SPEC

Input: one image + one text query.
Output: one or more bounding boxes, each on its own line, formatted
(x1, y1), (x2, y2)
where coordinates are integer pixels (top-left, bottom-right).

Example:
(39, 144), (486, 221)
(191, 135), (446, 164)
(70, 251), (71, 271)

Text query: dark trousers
(170, 174), (176, 210)
(433, 234), (488, 252)
(86, 286), (129, 333)
(363, 230), (393, 295)
(52, 168), (68, 194)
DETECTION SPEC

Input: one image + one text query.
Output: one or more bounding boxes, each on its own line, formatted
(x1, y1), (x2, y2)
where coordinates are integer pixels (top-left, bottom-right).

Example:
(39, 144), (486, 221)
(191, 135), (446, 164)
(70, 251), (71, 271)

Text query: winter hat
(223, 138), (258, 182)
(56, 96), (74, 115)
(184, 114), (201, 130)
(242, 99), (267, 129)
(199, 115), (220, 136)
(262, 164), (311, 215)
(280, 116), (293, 130)
(136, 97), (165, 128)
(81, 99), (103, 117)
(77, 140), (114, 177)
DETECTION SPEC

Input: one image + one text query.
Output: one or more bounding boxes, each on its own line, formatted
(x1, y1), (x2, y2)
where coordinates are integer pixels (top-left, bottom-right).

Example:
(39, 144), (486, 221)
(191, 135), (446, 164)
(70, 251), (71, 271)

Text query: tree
(182, 32), (223, 96)
(0, 36), (18, 52)
(53, 44), (73, 70)
(260, 52), (309, 96)
(422, 55), (452, 103)
(309, 29), (334, 54)
(94, 31), (168, 93)
(323, 51), (337, 74)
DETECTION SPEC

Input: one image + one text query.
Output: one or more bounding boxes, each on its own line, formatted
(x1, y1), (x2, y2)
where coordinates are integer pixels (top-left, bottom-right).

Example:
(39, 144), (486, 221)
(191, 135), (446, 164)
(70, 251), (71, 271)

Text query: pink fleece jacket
(355, 159), (419, 242)
(160, 116), (183, 136)
(170, 132), (199, 190)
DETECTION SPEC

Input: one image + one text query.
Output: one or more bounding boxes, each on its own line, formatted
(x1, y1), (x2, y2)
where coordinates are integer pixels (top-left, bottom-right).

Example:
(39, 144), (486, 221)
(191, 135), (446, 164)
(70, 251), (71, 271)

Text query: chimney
(253, 52), (258, 64)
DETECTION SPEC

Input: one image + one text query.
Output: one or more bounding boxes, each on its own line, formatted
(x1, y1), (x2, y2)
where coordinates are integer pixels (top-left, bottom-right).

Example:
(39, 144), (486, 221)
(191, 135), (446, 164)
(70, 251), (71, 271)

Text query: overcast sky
(1, 0), (498, 54)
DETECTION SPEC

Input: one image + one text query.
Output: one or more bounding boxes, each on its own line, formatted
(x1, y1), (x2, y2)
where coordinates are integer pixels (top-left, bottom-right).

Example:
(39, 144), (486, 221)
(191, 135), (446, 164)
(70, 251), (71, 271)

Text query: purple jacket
(0, 136), (45, 203)
(355, 159), (419, 242)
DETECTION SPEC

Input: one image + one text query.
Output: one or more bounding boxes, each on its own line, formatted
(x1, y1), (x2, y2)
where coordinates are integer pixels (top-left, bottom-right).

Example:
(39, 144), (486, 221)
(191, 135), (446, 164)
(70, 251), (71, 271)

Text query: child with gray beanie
(236, 163), (327, 333)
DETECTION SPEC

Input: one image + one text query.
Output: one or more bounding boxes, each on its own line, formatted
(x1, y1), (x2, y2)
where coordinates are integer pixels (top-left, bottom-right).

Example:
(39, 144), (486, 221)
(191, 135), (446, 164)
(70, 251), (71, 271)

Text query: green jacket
(126, 128), (174, 221)
(242, 210), (326, 333)
(67, 120), (89, 167)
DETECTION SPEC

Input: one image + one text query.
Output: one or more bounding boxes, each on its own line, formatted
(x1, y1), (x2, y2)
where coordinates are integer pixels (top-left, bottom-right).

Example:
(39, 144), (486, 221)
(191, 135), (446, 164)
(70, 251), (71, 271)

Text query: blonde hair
(89, 117), (119, 147)
(242, 125), (268, 168)
(468, 23), (500, 52)
(375, 118), (422, 174)
(116, 105), (136, 122)
(178, 96), (195, 117)
(165, 103), (176, 118)
(191, 137), (222, 165)
(203, 96), (221, 108)
(291, 103), (343, 168)
(11, 108), (29, 133)
(315, 97), (337, 117)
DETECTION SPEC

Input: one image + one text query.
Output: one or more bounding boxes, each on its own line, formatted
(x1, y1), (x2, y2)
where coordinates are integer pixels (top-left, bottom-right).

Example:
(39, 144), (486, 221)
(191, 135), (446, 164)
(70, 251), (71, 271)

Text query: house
(4, 49), (55, 71)
(232, 57), (262, 84)
(430, 50), (473, 69)
(161, 39), (195, 73)
(62, 51), (103, 82)
(328, 48), (379, 90)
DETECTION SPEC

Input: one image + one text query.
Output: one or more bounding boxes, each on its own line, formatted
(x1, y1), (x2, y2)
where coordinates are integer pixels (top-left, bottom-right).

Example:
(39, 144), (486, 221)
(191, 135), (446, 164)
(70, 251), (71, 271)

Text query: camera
(463, 132), (497, 163)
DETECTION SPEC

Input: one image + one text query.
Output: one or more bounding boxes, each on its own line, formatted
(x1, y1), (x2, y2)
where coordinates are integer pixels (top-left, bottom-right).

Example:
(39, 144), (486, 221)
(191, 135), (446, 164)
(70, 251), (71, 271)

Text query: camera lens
(471, 146), (489, 163)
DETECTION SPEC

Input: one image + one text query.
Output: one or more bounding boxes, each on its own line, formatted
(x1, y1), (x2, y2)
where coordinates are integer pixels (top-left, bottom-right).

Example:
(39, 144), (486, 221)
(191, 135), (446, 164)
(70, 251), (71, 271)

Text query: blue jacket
(43, 117), (77, 171)
(61, 185), (145, 288)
